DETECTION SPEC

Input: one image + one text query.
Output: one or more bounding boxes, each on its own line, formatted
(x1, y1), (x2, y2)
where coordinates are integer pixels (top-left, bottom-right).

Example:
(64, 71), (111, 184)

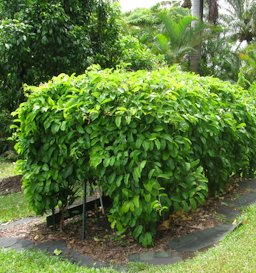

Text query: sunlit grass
(0, 161), (18, 180)
(0, 248), (117, 273)
(0, 192), (35, 223)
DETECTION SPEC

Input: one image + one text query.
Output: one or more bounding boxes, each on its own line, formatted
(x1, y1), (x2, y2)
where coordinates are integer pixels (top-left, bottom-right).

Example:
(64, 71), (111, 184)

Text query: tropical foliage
(238, 42), (256, 87)
(222, 0), (256, 43)
(200, 28), (241, 82)
(0, 0), (121, 154)
(156, 11), (206, 67)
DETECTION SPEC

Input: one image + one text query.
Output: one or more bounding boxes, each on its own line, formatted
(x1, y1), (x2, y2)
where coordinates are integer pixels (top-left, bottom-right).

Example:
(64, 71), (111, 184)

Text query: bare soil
(0, 176), (245, 264)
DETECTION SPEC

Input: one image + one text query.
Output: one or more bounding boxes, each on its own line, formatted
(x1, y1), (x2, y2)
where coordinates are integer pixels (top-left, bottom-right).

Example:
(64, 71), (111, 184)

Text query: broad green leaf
(115, 116), (121, 128)
(133, 225), (143, 239)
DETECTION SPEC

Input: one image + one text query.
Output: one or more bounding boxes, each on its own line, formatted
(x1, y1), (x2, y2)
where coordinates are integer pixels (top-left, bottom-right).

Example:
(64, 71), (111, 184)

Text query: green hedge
(14, 67), (256, 246)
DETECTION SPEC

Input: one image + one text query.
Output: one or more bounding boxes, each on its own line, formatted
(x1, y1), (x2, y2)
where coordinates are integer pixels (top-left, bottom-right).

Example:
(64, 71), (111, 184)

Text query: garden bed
(0, 176), (244, 264)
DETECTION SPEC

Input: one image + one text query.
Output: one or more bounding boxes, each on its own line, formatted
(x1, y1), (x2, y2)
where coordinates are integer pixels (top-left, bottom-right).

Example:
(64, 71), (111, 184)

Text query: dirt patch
(0, 175), (22, 195)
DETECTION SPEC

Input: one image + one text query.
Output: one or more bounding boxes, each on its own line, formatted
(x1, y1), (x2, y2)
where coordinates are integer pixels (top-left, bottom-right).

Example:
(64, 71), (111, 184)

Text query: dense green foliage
(116, 35), (165, 71)
(14, 67), (256, 246)
(238, 42), (256, 88)
(0, 0), (121, 154)
(122, 5), (204, 67)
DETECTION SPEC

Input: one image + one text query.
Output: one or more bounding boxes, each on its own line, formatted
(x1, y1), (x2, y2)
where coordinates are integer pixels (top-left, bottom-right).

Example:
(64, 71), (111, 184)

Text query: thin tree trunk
(190, 0), (203, 73)
(208, 0), (218, 25)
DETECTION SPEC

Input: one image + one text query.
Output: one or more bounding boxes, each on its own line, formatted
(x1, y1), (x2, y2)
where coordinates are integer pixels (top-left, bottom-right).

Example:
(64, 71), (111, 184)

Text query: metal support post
(82, 179), (87, 240)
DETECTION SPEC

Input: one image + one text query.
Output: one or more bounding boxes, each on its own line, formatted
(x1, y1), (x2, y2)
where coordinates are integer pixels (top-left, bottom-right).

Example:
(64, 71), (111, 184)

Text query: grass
(0, 248), (117, 273)
(0, 161), (18, 180)
(0, 161), (35, 223)
(0, 192), (35, 223)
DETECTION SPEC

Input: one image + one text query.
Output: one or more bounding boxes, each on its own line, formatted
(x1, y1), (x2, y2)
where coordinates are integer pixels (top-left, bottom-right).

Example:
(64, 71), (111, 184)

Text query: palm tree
(189, 0), (218, 23)
(190, 0), (218, 72)
(157, 12), (204, 64)
(191, 0), (203, 20)
(190, 0), (203, 72)
(208, 0), (218, 24)
(223, 0), (256, 43)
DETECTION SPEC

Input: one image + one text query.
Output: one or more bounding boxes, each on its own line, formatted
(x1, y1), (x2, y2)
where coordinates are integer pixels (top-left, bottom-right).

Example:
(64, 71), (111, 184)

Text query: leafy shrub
(14, 67), (256, 246)
(117, 35), (166, 70)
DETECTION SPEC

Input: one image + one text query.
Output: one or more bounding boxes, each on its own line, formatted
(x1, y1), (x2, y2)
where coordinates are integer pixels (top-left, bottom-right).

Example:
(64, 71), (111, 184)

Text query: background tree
(223, 0), (256, 43)
(190, 0), (203, 72)
(0, 0), (121, 155)
(190, 0), (219, 72)
(156, 10), (206, 67)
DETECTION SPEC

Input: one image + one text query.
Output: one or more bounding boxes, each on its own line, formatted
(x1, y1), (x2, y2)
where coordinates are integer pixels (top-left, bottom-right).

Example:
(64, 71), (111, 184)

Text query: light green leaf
(53, 249), (62, 256)
(115, 116), (121, 128)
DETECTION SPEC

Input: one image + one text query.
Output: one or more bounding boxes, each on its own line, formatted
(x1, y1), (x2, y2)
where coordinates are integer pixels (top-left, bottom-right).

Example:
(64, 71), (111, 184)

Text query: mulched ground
(0, 175), (245, 263)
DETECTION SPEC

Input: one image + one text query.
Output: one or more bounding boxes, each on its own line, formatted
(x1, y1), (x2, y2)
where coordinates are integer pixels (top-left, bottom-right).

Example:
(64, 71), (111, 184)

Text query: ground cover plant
(14, 67), (256, 247)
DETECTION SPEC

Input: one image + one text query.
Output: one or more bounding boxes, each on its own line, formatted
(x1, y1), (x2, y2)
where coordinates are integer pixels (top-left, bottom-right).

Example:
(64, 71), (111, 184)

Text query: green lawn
(0, 161), (34, 223)
(0, 192), (35, 223)
(0, 248), (117, 273)
(0, 161), (18, 179)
